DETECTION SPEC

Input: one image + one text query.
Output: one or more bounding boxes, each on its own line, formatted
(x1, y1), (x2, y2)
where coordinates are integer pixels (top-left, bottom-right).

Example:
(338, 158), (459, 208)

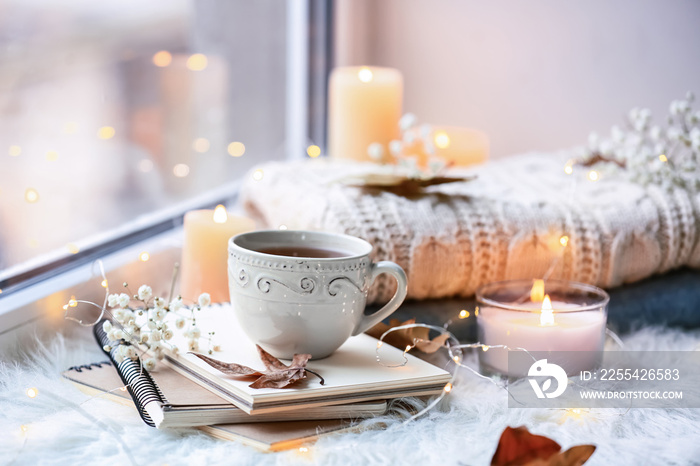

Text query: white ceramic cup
(228, 230), (408, 359)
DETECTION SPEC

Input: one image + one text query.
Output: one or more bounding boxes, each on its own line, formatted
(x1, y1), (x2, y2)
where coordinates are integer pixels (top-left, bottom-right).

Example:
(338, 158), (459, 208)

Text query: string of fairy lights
(12, 151), (630, 460)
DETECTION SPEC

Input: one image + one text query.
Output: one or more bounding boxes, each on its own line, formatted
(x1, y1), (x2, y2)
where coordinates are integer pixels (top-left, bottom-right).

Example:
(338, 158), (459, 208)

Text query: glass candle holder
(476, 279), (609, 377)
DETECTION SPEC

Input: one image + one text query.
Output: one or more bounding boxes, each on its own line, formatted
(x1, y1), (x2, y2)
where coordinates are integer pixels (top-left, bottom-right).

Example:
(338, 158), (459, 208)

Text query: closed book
(164, 304), (452, 414)
(63, 361), (365, 451)
(90, 322), (387, 428)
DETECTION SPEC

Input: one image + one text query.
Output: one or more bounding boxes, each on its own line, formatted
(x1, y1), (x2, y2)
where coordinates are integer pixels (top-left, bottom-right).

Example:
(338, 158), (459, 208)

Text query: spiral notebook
(88, 322), (387, 428)
(63, 360), (363, 451)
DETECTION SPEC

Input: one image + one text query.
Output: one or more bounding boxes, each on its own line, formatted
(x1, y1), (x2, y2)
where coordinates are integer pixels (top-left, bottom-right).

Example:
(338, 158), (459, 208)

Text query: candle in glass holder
(328, 66), (403, 163)
(476, 279), (608, 377)
(180, 205), (255, 303)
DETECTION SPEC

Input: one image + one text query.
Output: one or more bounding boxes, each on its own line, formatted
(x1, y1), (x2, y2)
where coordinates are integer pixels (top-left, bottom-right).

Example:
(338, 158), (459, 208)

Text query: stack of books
(64, 305), (451, 451)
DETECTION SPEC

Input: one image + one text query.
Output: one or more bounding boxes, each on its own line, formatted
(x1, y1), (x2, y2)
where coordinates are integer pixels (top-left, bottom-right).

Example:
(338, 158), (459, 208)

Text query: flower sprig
(579, 91), (700, 190)
(97, 282), (214, 371)
(367, 113), (449, 178)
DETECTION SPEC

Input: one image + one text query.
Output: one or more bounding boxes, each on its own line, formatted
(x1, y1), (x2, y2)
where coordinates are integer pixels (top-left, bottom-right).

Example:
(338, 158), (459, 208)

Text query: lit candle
(328, 66), (403, 162)
(431, 126), (488, 167)
(180, 205), (255, 303)
(476, 279), (608, 376)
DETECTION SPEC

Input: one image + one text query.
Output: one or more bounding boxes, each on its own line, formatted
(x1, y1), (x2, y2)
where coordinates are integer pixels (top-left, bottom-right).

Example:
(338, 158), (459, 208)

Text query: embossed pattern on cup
(228, 230), (408, 359)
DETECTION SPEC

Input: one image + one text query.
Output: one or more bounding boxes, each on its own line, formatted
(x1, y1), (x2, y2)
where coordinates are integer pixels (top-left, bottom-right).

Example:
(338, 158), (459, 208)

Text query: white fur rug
(2, 325), (700, 466)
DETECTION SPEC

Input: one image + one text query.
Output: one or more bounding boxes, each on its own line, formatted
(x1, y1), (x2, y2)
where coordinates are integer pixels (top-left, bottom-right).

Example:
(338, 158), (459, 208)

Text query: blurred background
(1, 0), (699, 286)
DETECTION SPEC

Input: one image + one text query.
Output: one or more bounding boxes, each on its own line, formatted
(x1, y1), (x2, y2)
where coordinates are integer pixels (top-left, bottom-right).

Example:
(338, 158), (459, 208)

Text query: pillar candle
(328, 66), (403, 162)
(431, 126), (489, 166)
(180, 206), (255, 303)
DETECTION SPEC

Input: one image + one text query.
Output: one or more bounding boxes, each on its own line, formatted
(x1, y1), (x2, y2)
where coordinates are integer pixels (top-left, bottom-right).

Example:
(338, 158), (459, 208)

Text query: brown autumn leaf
(190, 345), (323, 389)
(343, 173), (476, 196)
(366, 318), (450, 354)
(491, 426), (596, 466)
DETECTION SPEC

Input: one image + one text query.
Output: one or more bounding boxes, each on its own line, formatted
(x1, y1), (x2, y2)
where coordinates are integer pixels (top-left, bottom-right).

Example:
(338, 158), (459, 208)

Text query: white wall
(335, 0), (700, 158)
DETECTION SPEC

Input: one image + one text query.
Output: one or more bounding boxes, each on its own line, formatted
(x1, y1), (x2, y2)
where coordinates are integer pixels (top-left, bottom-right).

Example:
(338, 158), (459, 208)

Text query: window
(0, 0), (330, 297)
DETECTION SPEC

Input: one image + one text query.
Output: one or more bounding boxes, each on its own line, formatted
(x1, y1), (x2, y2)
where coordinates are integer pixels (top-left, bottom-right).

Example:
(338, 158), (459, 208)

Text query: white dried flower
(107, 294), (119, 308)
(143, 358), (156, 371)
(124, 346), (138, 360)
(628, 107), (640, 122)
(112, 308), (125, 322)
(117, 293), (130, 308)
(137, 285), (152, 301)
(420, 124), (432, 139)
(367, 142), (385, 161)
(154, 349), (164, 361)
(587, 132), (599, 148)
(667, 127), (682, 141)
(150, 330), (162, 342)
(175, 317), (186, 329)
(188, 340), (200, 352)
(427, 157), (446, 174)
(169, 298), (184, 313)
(649, 126), (661, 141)
(687, 91), (695, 102)
(153, 297), (165, 309)
(102, 320), (112, 333)
(141, 333), (150, 344)
(113, 329), (125, 341)
(670, 100), (680, 115)
(424, 141), (436, 156)
(147, 319), (157, 330)
(402, 130), (416, 145)
(102, 345), (112, 352)
(163, 330), (174, 341)
(611, 125), (625, 143)
(399, 113), (416, 132)
(107, 329), (120, 341)
(114, 353), (125, 364)
(150, 341), (163, 351)
(198, 293), (211, 308)
(150, 307), (166, 321)
(388, 139), (403, 156)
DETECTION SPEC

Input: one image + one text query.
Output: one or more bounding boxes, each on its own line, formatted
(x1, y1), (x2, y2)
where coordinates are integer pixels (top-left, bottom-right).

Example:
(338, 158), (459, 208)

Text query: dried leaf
(491, 426), (596, 466)
(366, 318), (449, 353)
(491, 426), (561, 466)
(342, 173), (476, 196)
(190, 345), (318, 389)
(547, 445), (596, 466)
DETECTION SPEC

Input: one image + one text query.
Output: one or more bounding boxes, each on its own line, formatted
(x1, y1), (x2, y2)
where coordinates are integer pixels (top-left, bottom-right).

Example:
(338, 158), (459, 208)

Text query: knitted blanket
(240, 153), (700, 303)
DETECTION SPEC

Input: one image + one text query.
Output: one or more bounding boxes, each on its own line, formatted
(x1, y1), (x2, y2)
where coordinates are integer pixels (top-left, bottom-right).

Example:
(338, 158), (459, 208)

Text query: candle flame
(540, 294), (555, 326)
(213, 205), (228, 224)
(358, 67), (373, 83)
(530, 279), (545, 302)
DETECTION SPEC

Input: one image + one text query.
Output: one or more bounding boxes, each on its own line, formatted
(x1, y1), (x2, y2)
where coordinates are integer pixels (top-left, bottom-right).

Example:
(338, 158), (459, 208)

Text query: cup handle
(352, 261), (408, 336)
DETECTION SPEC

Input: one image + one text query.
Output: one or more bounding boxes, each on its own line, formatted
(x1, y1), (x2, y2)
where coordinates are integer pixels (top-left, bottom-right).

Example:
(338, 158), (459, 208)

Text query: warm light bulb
(186, 53), (208, 71)
(404, 345), (412, 353)
(152, 50), (172, 67)
(560, 235), (569, 247)
(434, 132), (450, 149)
(459, 310), (469, 319)
(66, 243), (80, 254)
(540, 294), (555, 326)
(101, 280), (109, 288)
(252, 169), (264, 181)
(376, 341), (383, 349)
(564, 164), (573, 175)
(278, 224), (288, 230)
(530, 279), (545, 303)
(139, 252), (150, 262)
(173, 164), (190, 177)
(659, 154), (668, 162)
(25, 188), (39, 203)
(98, 126), (115, 140)
(443, 382), (453, 393)
(69, 298), (78, 308)
(192, 138), (210, 153)
(227, 142), (245, 157)
(9, 145), (21, 157)
(298, 447), (309, 453)
(213, 205), (228, 224)
(587, 170), (599, 181)
(26, 388), (38, 398)
(46, 151), (59, 161)
(306, 145), (321, 158)
(358, 67), (373, 83)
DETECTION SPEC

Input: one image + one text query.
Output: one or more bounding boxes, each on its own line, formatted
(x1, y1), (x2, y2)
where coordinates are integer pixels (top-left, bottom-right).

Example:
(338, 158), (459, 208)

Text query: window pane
(0, 0), (286, 279)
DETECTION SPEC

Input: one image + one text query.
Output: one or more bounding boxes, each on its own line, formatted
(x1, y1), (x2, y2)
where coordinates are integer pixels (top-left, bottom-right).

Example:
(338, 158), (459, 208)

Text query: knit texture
(240, 153), (700, 303)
